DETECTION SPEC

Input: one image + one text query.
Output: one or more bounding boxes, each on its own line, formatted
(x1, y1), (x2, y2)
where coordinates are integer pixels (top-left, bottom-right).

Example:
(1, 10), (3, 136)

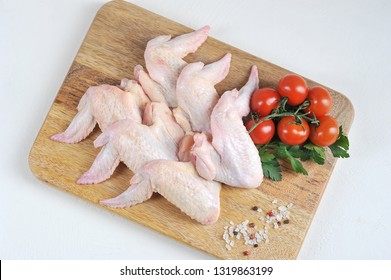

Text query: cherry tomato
(245, 119), (275, 145)
(277, 74), (308, 106)
(250, 88), (280, 116)
(277, 116), (309, 145)
(309, 115), (339, 146)
(305, 86), (332, 117)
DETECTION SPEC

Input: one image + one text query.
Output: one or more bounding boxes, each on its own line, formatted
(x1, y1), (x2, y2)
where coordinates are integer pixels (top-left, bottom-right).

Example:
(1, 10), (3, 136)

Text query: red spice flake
(250, 233), (255, 240)
(243, 250), (250, 256)
(268, 211), (274, 217)
(249, 222), (255, 228)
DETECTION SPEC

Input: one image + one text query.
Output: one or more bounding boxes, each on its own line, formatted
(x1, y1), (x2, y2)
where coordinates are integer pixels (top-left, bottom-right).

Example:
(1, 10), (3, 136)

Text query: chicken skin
(51, 79), (149, 143)
(176, 53), (231, 133)
(191, 66), (263, 188)
(77, 102), (184, 184)
(100, 160), (221, 225)
(137, 26), (210, 107)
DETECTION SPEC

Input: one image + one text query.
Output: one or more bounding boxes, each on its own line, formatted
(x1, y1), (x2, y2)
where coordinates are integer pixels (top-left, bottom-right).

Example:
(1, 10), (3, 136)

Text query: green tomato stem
(247, 108), (319, 134)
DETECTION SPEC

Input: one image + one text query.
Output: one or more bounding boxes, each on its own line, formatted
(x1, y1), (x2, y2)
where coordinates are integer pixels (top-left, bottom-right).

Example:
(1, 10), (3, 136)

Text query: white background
(1, 0), (390, 259)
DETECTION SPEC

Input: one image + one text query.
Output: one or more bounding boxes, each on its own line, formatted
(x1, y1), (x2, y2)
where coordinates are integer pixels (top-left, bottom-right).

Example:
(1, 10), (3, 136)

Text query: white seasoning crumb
(278, 205), (287, 211)
(229, 226), (234, 237)
(221, 199), (293, 253)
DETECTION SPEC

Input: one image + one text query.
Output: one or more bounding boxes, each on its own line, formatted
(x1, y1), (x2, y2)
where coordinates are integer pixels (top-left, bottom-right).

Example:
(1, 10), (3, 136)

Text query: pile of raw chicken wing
(51, 26), (263, 225)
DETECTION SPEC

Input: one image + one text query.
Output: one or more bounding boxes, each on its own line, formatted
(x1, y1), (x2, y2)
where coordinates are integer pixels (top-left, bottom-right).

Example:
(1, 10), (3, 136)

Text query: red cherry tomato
(277, 74), (308, 106)
(250, 88), (280, 116)
(245, 119), (275, 145)
(309, 115), (339, 146)
(277, 116), (309, 145)
(305, 86), (332, 117)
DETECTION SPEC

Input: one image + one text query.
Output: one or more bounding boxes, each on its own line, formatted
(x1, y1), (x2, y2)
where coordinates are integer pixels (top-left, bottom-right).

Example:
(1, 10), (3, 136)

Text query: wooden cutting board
(29, 0), (354, 259)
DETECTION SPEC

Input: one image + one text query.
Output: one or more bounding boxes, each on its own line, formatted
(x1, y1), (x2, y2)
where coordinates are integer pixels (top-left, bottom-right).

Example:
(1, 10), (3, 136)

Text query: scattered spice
(222, 199), (294, 256)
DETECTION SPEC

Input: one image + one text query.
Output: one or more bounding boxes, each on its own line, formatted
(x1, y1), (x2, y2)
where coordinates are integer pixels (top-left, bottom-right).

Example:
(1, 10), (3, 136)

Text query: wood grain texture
(29, 0), (354, 259)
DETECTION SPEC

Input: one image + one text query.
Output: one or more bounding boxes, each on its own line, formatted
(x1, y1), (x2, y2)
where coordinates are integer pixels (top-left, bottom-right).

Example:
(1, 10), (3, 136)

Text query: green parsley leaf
(329, 126), (350, 158)
(261, 158), (282, 181)
(287, 145), (304, 158)
(259, 147), (282, 181)
(275, 143), (308, 175)
(304, 143), (326, 157)
(311, 153), (325, 165)
(288, 156), (308, 175)
(274, 143), (289, 158)
(259, 149), (275, 163)
(303, 143), (326, 165)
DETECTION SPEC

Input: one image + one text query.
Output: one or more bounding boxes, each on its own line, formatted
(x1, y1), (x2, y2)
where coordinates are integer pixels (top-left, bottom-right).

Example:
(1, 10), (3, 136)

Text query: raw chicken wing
(141, 26), (210, 107)
(100, 160), (221, 225)
(176, 53), (231, 132)
(51, 80), (149, 143)
(77, 102), (184, 184)
(191, 66), (263, 188)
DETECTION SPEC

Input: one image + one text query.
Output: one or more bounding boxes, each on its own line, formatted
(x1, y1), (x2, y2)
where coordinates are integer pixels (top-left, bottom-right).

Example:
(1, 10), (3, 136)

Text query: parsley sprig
(258, 127), (349, 181)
